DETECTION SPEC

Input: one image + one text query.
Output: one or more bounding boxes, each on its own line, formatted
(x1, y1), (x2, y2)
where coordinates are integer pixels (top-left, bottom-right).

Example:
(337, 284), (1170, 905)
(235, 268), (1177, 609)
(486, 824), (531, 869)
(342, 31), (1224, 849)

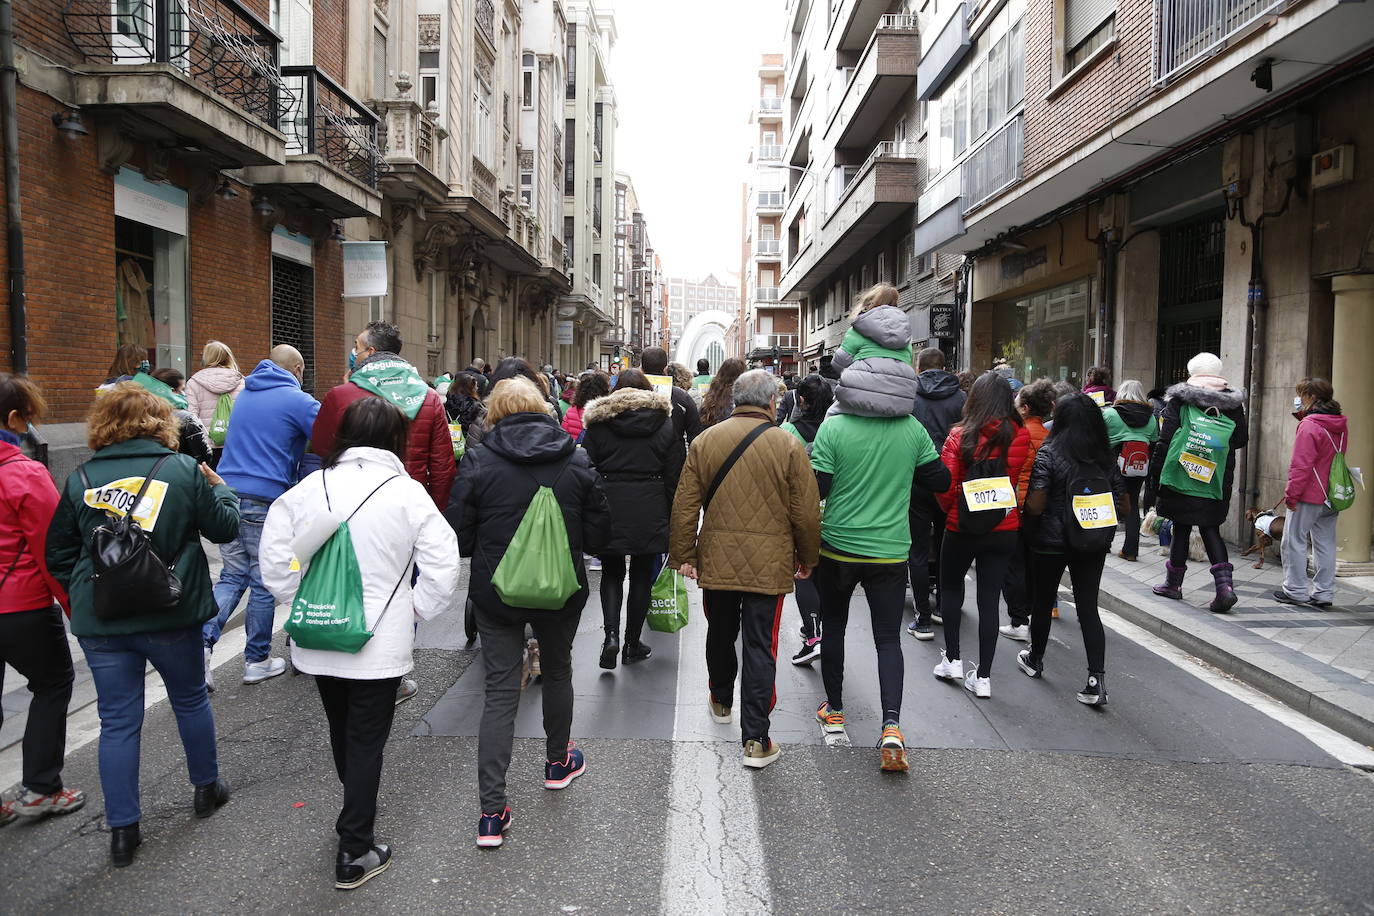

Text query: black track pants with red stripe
(702, 589), (784, 745)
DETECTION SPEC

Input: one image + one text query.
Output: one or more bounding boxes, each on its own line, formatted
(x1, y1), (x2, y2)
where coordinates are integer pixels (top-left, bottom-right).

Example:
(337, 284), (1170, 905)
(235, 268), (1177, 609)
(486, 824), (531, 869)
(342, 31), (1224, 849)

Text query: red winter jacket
(1285, 411), (1349, 509)
(560, 405), (585, 441)
(0, 439), (69, 614)
(311, 382), (457, 509)
(937, 420), (1032, 534)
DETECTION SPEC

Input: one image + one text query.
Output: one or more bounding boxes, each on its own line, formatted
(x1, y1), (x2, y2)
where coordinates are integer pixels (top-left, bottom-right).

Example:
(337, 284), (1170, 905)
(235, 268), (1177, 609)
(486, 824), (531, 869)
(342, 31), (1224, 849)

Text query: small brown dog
(1241, 506), (1285, 569)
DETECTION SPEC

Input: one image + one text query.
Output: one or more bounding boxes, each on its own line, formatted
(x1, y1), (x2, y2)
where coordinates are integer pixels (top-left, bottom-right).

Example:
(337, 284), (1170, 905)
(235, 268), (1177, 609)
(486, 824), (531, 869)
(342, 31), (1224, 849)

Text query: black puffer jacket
(446, 412), (609, 621)
(582, 388), (684, 555)
(1146, 383), (1247, 527)
(912, 369), (967, 445)
(1028, 439), (1128, 552)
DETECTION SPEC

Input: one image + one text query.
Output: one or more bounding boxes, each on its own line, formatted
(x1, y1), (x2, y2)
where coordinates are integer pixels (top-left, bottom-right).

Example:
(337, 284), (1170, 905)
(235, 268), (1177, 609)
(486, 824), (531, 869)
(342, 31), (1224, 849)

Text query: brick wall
(314, 0), (349, 80)
(188, 182), (272, 372)
(1020, 0), (1156, 177)
(313, 242), (346, 397)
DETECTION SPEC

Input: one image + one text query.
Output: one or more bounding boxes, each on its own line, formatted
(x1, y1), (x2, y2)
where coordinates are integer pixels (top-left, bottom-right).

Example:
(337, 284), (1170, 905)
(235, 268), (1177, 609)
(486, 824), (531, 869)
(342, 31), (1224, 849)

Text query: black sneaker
(336, 844), (392, 889)
(1016, 650), (1043, 679)
(1076, 673), (1108, 707)
(1273, 589), (1306, 606)
(622, 642), (652, 664)
(791, 637), (821, 665)
(1310, 598), (1333, 610)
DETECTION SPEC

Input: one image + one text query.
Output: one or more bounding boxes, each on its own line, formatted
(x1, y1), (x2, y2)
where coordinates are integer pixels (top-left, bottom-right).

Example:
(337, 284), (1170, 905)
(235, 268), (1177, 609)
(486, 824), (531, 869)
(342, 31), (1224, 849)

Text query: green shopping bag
(285, 521), (372, 653)
(646, 565), (689, 633)
(208, 393), (233, 446)
(491, 482), (579, 610)
(1324, 429), (1356, 511)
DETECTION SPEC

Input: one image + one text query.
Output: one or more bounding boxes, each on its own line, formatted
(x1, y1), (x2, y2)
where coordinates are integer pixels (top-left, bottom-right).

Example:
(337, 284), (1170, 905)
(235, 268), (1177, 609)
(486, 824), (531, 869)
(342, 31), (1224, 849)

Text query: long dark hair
(960, 371), (1021, 464)
(489, 357), (548, 397)
(796, 373), (833, 423)
(324, 397), (408, 469)
(1047, 393), (1112, 470)
(701, 357), (746, 426)
(615, 368), (653, 391)
(573, 372), (611, 408)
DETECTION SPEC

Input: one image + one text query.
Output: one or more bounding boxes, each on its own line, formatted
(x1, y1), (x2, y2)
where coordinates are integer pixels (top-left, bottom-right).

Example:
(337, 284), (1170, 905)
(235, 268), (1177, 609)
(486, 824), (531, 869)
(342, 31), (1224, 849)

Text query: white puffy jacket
(260, 447), (459, 679)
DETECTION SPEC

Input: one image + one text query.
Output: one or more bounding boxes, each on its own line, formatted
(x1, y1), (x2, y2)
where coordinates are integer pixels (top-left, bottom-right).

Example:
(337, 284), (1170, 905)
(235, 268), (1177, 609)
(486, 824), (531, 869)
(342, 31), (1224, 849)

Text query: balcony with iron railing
(241, 65), (383, 218)
(826, 12), (920, 149)
(960, 114), (1023, 214)
(61, 0), (288, 166)
(758, 96), (784, 118)
(1155, 0), (1285, 83)
(757, 144), (784, 161)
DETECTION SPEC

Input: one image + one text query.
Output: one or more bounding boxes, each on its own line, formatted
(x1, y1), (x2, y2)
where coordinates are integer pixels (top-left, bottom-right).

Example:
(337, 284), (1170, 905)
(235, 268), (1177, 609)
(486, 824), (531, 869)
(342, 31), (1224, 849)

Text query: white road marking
(659, 582), (774, 915)
(0, 606), (289, 793)
(1099, 604), (1374, 769)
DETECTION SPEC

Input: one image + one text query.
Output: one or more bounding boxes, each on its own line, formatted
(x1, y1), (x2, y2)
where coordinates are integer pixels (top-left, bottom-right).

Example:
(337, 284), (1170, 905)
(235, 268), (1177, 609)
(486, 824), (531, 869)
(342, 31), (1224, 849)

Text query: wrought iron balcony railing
(1156, 0), (1285, 83)
(280, 65), (382, 189)
(63, 0), (288, 128)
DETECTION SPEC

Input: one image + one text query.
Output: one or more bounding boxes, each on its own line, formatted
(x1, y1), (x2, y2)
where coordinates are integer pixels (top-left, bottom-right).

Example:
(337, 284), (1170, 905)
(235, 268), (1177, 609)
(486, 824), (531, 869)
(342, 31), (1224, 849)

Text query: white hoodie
(260, 447), (459, 679)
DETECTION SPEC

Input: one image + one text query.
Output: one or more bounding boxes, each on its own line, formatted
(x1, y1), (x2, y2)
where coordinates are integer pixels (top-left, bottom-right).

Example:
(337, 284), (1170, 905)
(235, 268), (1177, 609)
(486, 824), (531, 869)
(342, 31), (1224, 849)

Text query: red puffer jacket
(937, 420), (1032, 534)
(311, 383), (457, 509)
(0, 439), (69, 614)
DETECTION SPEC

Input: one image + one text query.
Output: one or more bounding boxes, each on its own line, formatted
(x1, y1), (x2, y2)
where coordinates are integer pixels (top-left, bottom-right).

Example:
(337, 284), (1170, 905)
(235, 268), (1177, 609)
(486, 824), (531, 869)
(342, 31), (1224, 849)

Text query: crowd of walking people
(0, 288), (1356, 887)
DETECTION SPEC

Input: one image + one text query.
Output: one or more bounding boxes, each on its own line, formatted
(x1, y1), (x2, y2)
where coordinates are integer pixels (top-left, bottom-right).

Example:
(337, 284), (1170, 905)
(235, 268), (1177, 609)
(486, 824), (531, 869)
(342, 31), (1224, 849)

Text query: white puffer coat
(260, 447), (459, 679)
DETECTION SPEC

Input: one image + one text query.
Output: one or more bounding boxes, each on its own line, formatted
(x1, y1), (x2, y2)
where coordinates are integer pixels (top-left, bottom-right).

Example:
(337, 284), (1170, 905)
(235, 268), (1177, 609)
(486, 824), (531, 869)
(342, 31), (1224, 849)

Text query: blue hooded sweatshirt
(217, 360), (320, 501)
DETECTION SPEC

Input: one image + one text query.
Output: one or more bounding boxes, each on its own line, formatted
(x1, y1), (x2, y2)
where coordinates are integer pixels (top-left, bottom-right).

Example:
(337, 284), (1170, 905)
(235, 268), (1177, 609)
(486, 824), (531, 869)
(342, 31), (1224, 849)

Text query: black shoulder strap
(703, 421), (771, 513)
(77, 453), (172, 519)
(323, 472), (402, 522)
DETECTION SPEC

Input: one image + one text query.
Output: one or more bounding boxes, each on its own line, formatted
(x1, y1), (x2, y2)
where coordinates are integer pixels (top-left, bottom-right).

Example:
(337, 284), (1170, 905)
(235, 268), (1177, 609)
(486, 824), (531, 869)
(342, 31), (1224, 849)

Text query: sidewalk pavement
(1098, 525), (1374, 748)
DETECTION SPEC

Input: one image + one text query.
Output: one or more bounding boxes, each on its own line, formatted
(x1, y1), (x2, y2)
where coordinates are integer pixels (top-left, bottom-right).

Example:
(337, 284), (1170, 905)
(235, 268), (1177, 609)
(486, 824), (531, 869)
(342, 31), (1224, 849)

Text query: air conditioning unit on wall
(1311, 145), (1355, 190)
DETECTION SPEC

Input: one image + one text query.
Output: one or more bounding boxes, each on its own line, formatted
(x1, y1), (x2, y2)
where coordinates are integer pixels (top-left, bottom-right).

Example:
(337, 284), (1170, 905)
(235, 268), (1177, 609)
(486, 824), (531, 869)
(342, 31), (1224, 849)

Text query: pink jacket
(1285, 412), (1349, 508)
(185, 366), (245, 427)
(0, 439), (69, 615)
(561, 405), (585, 440)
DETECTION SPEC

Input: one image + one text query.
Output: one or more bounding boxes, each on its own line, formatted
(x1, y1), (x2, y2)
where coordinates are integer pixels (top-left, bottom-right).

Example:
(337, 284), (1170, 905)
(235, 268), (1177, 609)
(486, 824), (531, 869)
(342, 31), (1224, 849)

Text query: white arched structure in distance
(676, 309), (735, 370)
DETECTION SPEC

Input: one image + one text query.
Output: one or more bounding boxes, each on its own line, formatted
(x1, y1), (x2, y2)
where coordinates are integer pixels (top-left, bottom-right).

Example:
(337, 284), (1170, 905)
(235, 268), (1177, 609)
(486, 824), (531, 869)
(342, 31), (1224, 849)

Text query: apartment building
(742, 53), (799, 374)
(611, 170), (657, 365)
(340, 0), (572, 380)
(779, 0), (948, 374)
(912, 0), (1374, 566)
(666, 273), (739, 372)
(5, 0), (381, 477)
(560, 1), (618, 369)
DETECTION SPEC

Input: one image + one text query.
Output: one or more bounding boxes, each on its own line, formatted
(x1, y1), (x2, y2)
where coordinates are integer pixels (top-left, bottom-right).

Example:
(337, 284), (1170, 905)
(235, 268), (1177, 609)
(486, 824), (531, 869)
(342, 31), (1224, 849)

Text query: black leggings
(1029, 549), (1107, 674)
(794, 574), (821, 640)
(940, 530), (1017, 678)
(815, 556), (907, 722)
(1119, 477), (1144, 558)
(599, 554), (656, 643)
(1168, 524), (1228, 567)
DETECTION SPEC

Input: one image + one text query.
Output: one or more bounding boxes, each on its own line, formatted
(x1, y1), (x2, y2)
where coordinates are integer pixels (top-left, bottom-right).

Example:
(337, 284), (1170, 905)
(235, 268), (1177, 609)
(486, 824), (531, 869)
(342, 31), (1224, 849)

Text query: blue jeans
(78, 626), (219, 828)
(204, 496), (275, 662)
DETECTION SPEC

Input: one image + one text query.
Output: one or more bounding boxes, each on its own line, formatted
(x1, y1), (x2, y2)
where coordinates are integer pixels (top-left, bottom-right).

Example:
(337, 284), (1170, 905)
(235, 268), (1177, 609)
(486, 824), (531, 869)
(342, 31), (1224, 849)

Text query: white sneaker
(243, 657), (287, 684)
(932, 652), (963, 681)
(964, 670), (991, 699)
(204, 648), (215, 693)
(999, 624), (1030, 642)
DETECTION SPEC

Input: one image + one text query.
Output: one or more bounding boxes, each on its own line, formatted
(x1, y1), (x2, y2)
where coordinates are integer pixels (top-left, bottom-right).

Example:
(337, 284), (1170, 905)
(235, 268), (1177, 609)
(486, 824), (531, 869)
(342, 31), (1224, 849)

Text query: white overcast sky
(610, 0), (780, 283)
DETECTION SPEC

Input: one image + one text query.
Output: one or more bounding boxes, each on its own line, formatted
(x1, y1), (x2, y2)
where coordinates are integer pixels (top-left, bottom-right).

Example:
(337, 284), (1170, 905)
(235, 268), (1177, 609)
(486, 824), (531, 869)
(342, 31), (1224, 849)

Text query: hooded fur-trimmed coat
(1146, 382), (1248, 527)
(582, 388), (684, 555)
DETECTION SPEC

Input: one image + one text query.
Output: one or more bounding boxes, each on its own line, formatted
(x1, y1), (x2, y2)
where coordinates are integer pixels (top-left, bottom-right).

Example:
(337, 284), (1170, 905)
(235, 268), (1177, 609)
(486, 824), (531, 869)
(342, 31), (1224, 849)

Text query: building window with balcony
(594, 103), (604, 155)
(593, 177), (602, 232)
(521, 52), (535, 109)
(474, 74), (494, 164)
(593, 253), (602, 287)
(930, 3), (1025, 173)
(372, 27), (387, 101)
(565, 25), (577, 98)
(520, 164), (533, 205)
(273, 0), (314, 67)
(419, 50), (440, 109)
(564, 118), (575, 195)
(1062, 0), (1115, 73)
(564, 216), (575, 263)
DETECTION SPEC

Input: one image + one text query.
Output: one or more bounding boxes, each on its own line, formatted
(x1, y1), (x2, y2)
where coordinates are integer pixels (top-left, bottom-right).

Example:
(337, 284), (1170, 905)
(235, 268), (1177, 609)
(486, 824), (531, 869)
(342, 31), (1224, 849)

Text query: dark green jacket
(46, 438), (241, 637)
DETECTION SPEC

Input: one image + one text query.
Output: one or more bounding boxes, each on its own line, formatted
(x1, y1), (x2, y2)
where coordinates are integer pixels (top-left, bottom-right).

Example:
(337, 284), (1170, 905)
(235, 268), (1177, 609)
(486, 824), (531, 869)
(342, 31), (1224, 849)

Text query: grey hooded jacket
(831, 305), (919, 418)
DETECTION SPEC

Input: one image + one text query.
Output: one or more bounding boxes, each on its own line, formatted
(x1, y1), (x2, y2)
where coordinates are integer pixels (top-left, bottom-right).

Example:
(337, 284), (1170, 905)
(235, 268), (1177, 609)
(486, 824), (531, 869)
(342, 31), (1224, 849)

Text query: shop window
(113, 168), (188, 374)
(990, 277), (1093, 387)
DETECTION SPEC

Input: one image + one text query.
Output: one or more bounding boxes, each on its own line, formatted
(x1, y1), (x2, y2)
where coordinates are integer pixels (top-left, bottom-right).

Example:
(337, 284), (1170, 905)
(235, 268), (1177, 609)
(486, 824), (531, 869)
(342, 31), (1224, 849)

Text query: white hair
(733, 369), (779, 409)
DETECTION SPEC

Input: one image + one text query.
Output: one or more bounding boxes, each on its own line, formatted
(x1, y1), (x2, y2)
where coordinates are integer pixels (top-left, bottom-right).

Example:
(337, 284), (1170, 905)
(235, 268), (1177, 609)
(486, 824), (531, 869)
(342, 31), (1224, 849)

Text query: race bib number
(962, 477), (1015, 511)
(1089, 390), (1106, 407)
(1071, 493), (1118, 529)
(1178, 451), (1216, 483)
(83, 477), (170, 532)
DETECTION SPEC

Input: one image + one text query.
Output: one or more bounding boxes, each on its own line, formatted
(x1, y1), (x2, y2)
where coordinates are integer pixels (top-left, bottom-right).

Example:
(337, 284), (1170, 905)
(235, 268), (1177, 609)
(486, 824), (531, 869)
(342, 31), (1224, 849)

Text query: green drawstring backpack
(490, 463), (579, 610)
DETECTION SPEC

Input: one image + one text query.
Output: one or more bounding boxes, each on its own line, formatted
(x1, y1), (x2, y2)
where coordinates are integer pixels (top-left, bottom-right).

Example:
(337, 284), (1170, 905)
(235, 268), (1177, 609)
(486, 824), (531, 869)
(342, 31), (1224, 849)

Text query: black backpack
(79, 455), (183, 620)
(957, 449), (1014, 536)
(1063, 459), (1118, 553)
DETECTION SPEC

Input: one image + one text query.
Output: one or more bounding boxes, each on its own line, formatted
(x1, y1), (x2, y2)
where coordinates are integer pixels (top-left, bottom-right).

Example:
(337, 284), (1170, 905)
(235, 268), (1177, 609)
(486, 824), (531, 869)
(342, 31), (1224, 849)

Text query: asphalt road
(3, 573), (1374, 915)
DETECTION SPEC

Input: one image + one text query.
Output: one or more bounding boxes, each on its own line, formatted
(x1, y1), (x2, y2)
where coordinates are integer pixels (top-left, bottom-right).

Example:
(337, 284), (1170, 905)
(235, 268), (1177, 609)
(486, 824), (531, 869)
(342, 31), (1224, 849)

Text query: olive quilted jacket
(669, 406), (820, 595)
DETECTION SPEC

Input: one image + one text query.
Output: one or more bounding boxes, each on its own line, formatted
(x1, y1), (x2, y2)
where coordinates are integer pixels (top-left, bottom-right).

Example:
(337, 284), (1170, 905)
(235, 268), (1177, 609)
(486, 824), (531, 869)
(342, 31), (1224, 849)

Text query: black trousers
(1029, 549), (1107, 674)
(941, 530), (1018, 678)
(599, 553), (657, 644)
(794, 575), (821, 640)
(1120, 477), (1145, 558)
(0, 606), (75, 796)
(315, 675), (402, 857)
(815, 557), (908, 721)
(703, 590), (783, 744)
(907, 491), (945, 620)
(1001, 524), (1036, 628)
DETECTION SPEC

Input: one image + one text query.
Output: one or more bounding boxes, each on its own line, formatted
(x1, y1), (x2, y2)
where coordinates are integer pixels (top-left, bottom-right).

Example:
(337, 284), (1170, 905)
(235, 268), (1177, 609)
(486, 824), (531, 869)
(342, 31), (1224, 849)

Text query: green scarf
(132, 371), (189, 411)
(350, 357), (429, 420)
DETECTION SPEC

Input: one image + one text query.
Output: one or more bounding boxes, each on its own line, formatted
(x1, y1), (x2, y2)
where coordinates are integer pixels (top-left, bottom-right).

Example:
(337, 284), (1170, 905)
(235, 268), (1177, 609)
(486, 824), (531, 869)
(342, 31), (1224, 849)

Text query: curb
(1097, 586), (1374, 750)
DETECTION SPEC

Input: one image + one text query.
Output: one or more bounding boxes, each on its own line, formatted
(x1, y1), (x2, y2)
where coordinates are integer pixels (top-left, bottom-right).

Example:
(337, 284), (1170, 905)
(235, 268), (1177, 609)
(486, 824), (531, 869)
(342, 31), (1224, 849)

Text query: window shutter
(1064, 0), (1113, 50)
